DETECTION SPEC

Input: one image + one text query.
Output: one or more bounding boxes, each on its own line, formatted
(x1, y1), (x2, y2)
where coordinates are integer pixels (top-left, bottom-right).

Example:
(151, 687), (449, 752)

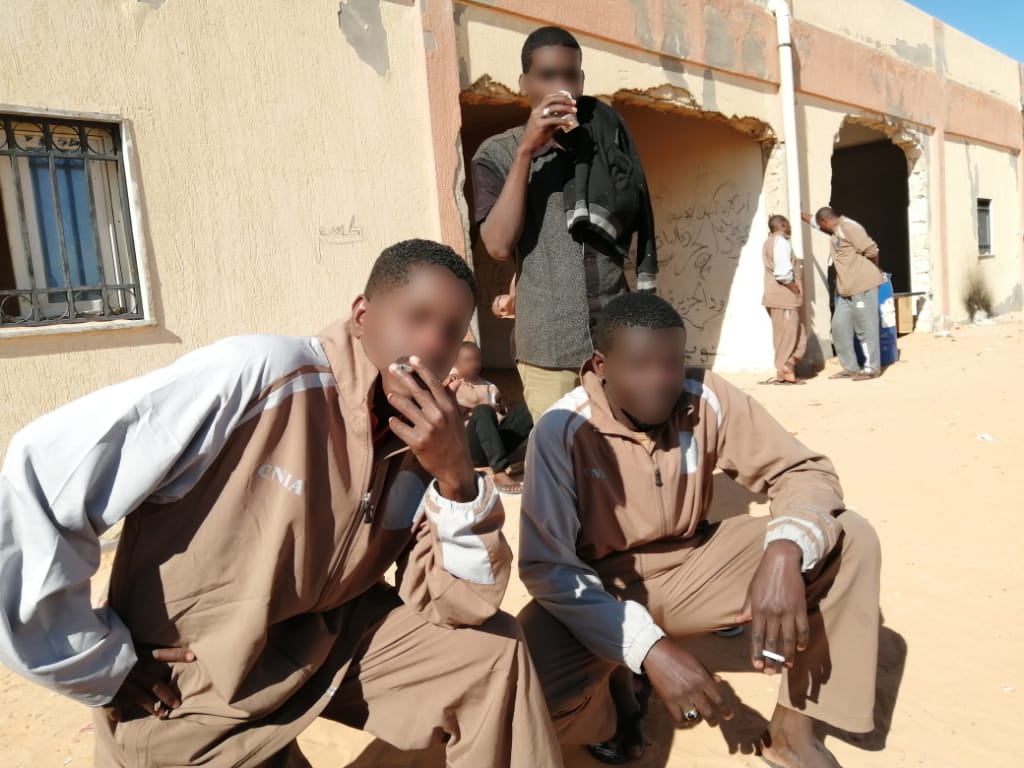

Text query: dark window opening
(977, 198), (992, 256)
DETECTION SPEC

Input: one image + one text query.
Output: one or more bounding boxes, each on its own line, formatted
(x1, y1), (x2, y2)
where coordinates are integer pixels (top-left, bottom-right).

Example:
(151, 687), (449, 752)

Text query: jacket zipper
(649, 448), (668, 539)
(319, 413), (384, 604)
(359, 444), (407, 525)
(359, 492), (374, 524)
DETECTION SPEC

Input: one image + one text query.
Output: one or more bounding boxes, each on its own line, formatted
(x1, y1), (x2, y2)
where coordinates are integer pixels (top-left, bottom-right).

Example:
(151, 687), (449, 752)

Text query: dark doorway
(830, 127), (911, 293)
(459, 97), (530, 372)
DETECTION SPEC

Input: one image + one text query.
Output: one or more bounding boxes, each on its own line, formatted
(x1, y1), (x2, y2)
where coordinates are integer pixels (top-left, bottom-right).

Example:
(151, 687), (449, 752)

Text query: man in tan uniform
(518, 293), (881, 768)
(0, 240), (561, 767)
(763, 215), (807, 384)
(807, 207), (885, 381)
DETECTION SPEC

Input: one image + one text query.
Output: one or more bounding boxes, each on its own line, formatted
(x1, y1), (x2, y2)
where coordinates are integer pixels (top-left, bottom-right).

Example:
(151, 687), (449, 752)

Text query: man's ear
(351, 295), (369, 338)
(518, 72), (526, 95)
(592, 351), (607, 379)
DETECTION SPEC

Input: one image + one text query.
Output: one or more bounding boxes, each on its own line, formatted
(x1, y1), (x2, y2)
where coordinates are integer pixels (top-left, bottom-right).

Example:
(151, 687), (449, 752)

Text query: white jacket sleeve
(773, 237), (795, 284)
(518, 411), (665, 673)
(0, 335), (309, 706)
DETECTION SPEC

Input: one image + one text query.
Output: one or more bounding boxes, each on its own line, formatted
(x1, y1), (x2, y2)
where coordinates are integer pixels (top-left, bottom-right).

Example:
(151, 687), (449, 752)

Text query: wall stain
(627, 0), (655, 50)
(891, 39), (933, 69)
(662, 0), (690, 60)
(742, 34), (767, 79)
(934, 24), (948, 78)
(338, 0), (391, 76)
(704, 5), (735, 70)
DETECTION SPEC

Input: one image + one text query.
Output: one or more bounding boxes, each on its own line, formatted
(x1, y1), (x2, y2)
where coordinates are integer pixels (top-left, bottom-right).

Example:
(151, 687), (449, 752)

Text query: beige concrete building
(2, 0), (1022, 451)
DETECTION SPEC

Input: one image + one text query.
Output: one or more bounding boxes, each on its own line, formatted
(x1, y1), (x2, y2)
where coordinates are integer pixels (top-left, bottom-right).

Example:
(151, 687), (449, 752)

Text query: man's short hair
(594, 292), (685, 353)
(364, 239), (476, 300)
(521, 26), (581, 73)
(815, 206), (838, 223)
(768, 214), (788, 232)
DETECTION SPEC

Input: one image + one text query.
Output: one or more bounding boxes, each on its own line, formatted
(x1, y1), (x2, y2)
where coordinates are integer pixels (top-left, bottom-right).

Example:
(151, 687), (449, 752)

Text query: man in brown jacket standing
(0, 240), (561, 768)
(808, 207), (885, 381)
(518, 293), (881, 768)
(763, 215), (807, 384)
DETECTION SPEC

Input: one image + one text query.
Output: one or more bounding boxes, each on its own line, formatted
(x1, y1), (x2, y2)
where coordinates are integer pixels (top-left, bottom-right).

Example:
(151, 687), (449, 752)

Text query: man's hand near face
(387, 356), (478, 502)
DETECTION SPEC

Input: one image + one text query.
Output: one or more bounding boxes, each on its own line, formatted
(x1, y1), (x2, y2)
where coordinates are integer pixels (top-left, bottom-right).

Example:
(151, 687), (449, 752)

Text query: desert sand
(3, 318), (1023, 768)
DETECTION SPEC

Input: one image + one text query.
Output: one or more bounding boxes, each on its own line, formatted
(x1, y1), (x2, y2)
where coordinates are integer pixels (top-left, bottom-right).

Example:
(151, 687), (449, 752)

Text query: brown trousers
(519, 511), (881, 742)
(768, 307), (807, 376)
(95, 586), (561, 768)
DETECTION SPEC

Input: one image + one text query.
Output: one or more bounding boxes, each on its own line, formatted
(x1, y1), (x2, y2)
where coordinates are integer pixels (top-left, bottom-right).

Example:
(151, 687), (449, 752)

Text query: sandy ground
(3, 318), (1023, 768)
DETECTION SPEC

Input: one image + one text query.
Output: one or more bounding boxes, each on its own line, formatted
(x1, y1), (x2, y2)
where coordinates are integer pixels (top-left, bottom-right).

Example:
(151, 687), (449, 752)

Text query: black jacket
(560, 97), (658, 289)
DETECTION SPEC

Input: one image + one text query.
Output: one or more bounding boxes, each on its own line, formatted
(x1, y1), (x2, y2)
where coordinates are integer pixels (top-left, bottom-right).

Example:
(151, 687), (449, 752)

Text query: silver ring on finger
(683, 707), (700, 722)
(542, 106), (551, 117)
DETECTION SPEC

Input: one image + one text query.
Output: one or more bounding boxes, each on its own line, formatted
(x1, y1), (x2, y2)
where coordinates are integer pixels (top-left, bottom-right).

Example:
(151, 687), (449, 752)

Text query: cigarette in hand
(762, 649), (786, 663)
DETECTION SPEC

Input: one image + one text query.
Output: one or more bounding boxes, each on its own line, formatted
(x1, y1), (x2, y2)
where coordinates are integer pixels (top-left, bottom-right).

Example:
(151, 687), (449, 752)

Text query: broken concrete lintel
(837, 114), (925, 159)
(613, 86), (777, 144)
(461, 76), (526, 105)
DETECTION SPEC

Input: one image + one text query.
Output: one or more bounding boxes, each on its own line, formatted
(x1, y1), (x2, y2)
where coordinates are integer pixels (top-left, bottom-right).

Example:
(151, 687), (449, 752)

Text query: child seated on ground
(451, 341), (533, 495)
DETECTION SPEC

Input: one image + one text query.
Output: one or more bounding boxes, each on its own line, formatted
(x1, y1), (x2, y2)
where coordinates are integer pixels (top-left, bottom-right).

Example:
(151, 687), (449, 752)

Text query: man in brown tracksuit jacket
(0, 240), (561, 767)
(808, 207), (885, 381)
(763, 214), (807, 384)
(518, 293), (881, 768)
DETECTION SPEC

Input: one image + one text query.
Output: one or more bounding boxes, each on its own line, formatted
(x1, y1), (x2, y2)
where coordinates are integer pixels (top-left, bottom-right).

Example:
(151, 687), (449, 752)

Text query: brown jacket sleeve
(708, 372), (846, 570)
(396, 474), (512, 627)
(846, 220), (880, 262)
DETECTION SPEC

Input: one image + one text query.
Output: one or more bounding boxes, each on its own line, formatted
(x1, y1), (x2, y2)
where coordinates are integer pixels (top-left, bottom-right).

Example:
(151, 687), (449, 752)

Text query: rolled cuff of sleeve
(625, 621), (667, 674)
(423, 473), (499, 585)
(764, 516), (827, 571)
(775, 272), (794, 285)
(51, 612), (138, 707)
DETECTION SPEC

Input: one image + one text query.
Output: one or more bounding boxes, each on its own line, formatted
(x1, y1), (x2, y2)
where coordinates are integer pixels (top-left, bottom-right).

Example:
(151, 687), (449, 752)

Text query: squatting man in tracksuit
(518, 292), (882, 768)
(0, 240), (562, 768)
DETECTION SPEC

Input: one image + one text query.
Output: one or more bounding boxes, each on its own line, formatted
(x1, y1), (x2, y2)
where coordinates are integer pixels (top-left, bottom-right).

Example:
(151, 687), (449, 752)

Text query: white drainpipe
(769, 0), (804, 259)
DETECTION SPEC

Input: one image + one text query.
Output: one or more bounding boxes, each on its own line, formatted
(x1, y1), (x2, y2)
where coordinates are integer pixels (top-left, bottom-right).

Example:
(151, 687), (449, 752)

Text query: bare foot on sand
(493, 470), (522, 494)
(760, 707), (841, 768)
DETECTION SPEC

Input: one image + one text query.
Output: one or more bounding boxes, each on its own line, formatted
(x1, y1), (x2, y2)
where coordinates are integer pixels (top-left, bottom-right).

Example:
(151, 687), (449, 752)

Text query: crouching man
(0, 240), (561, 768)
(518, 292), (881, 767)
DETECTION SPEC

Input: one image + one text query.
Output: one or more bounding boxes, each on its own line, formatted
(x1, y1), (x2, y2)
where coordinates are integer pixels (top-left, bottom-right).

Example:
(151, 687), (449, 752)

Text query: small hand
(737, 540), (809, 675)
(388, 356), (477, 502)
(491, 293), (515, 319)
(108, 646), (196, 721)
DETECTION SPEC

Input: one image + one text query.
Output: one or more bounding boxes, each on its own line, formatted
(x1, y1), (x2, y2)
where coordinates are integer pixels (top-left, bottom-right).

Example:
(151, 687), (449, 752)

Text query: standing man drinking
(763, 215), (807, 385)
(805, 207), (884, 381)
(472, 25), (658, 420)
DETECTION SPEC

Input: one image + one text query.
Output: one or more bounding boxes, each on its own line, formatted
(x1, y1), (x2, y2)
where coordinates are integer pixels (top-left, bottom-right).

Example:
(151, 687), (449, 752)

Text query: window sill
(0, 317), (157, 340)
(979, 253), (996, 260)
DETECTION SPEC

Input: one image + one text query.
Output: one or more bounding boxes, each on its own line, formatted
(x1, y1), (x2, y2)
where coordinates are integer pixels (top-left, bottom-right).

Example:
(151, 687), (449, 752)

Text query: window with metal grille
(977, 198), (992, 256)
(0, 115), (143, 328)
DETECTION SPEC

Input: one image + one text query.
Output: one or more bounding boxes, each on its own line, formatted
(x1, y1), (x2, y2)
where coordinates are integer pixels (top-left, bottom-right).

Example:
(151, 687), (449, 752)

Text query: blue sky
(906, 1), (1024, 62)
